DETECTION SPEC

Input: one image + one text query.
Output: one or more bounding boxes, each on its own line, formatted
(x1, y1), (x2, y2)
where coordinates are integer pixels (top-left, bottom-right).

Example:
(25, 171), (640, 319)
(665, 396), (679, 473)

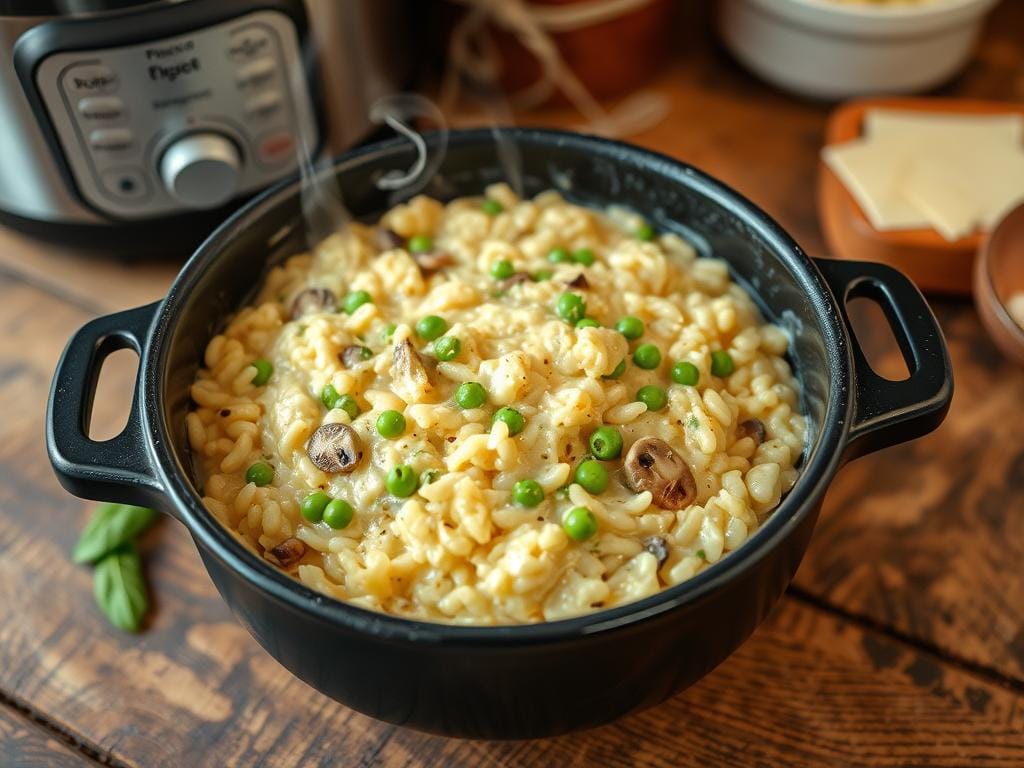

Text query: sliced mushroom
(736, 418), (766, 445)
(375, 227), (404, 251)
(307, 422), (362, 473)
(340, 344), (372, 368)
(290, 288), (336, 320)
(412, 249), (456, 275)
(642, 535), (670, 568)
(623, 437), (697, 510)
(564, 273), (589, 290)
(392, 338), (432, 393)
(270, 538), (306, 568)
(497, 271), (531, 291)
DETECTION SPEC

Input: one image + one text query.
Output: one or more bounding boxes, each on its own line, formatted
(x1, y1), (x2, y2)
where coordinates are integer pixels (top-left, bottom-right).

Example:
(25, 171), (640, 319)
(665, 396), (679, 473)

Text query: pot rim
(145, 128), (851, 644)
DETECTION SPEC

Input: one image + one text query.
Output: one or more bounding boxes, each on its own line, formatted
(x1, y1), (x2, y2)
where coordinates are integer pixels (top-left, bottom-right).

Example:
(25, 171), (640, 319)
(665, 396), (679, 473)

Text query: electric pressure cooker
(0, 0), (411, 249)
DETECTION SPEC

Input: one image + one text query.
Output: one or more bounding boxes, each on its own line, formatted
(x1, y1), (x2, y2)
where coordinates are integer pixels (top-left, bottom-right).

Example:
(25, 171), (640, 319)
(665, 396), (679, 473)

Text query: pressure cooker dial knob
(159, 132), (241, 209)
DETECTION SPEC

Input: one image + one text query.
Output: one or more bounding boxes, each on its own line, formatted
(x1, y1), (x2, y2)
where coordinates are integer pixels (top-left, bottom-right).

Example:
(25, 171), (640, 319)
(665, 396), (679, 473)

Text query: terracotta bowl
(975, 203), (1024, 366)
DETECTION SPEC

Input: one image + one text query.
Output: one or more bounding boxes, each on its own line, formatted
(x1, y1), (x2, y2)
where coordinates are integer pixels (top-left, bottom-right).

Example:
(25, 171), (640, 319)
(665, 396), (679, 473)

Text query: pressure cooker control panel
(28, 8), (317, 219)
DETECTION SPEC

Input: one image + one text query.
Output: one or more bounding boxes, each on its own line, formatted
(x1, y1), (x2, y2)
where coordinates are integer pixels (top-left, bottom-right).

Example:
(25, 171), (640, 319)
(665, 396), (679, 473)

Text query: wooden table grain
(2, 3), (1023, 766)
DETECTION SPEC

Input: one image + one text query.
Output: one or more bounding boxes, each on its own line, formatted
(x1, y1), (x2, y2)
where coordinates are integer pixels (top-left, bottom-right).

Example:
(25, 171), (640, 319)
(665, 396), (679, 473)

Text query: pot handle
(814, 258), (953, 461)
(46, 302), (169, 510)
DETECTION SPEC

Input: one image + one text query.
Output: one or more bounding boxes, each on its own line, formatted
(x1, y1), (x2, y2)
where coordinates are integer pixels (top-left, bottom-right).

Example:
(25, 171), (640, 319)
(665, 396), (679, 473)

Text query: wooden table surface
(3, 4), (1023, 766)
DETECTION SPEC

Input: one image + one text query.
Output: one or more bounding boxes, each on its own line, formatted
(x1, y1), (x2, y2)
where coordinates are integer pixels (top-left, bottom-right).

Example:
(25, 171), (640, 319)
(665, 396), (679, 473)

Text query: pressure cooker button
(89, 128), (134, 152)
(227, 28), (273, 62)
(63, 64), (118, 96)
(236, 58), (276, 89)
(244, 91), (283, 120)
(160, 132), (241, 209)
(101, 167), (148, 200)
(77, 96), (125, 123)
(257, 132), (295, 165)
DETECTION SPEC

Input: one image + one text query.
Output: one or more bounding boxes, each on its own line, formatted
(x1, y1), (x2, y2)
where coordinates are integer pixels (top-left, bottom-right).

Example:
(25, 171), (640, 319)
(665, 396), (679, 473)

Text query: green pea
(563, 506), (598, 541)
(320, 383), (340, 409)
(408, 234), (433, 254)
(434, 335), (461, 361)
(381, 323), (397, 341)
(671, 361), (700, 386)
(574, 459), (609, 494)
(492, 406), (525, 436)
(513, 479), (545, 507)
(342, 290), (372, 314)
(547, 247), (571, 263)
(323, 498), (354, 529)
(615, 316), (644, 340)
(589, 426), (623, 460)
(575, 317), (600, 329)
(416, 315), (448, 341)
(455, 381), (487, 409)
(636, 384), (667, 411)
(572, 248), (595, 265)
(633, 343), (662, 370)
(482, 198), (503, 216)
(490, 259), (515, 280)
(419, 469), (442, 488)
(603, 359), (627, 380)
(245, 462), (273, 487)
(337, 394), (360, 420)
(555, 292), (586, 324)
(250, 359), (273, 386)
(386, 465), (418, 497)
(300, 491), (330, 523)
(376, 409), (406, 438)
(711, 350), (735, 378)
(635, 222), (655, 241)
(533, 270), (553, 282)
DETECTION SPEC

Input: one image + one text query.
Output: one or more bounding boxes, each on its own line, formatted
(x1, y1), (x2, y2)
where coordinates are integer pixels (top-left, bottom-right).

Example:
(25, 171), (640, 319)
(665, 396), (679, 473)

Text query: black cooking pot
(46, 129), (952, 739)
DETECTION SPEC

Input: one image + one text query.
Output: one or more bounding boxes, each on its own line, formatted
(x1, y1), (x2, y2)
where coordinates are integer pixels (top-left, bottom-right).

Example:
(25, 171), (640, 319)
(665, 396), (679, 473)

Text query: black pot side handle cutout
(46, 302), (168, 511)
(815, 258), (954, 462)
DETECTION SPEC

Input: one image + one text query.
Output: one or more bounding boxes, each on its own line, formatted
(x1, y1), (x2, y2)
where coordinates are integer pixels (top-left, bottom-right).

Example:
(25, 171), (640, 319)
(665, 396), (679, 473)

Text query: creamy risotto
(188, 185), (806, 625)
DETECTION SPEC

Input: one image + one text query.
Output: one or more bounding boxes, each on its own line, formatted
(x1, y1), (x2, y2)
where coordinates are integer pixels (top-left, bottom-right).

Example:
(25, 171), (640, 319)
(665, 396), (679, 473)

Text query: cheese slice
(825, 109), (1024, 241)
(901, 162), (981, 242)
(865, 109), (1023, 149)
(823, 140), (930, 230)
(952, 144), (1024, 228)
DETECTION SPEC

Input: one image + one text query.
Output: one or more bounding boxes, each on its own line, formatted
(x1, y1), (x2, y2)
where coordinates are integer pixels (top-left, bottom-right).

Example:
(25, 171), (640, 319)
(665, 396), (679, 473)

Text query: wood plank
(794, 301), (1024, 682)
(0, 225), (177, 315)
(0, 703), (102, 768)
(2, 271), (1023, 767)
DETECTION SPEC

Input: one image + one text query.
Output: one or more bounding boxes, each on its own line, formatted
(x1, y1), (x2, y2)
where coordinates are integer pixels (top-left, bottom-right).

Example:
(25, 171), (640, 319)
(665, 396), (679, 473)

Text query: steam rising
(368, 94), (450, 205)
(293, 88), (527, 250)
(290, 58), (348, 250)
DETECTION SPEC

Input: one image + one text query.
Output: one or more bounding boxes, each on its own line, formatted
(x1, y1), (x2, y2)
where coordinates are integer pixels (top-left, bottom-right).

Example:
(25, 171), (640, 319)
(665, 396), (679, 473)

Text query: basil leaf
(93, 544), (148, 633)
(72, 503), (158, 564)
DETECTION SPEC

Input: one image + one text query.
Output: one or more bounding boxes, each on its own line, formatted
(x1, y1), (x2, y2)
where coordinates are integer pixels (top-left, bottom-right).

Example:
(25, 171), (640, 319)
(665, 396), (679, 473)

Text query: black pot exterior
(199, 497), (818, 738)
(46, 129), (953, 739)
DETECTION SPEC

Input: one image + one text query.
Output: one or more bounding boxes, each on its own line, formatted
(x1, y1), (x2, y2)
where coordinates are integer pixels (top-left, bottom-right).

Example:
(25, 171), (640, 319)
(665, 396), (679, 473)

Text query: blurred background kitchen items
(718, 0), (1002, 100)
(0, 0), (411, 250)
(438, 0), (675, 137)
(975, 203), (1024, 366)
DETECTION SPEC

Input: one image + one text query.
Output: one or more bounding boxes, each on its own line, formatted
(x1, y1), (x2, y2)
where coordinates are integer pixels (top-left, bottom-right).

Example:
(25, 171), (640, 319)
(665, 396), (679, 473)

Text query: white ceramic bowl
(717, 0), (1001, 99)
